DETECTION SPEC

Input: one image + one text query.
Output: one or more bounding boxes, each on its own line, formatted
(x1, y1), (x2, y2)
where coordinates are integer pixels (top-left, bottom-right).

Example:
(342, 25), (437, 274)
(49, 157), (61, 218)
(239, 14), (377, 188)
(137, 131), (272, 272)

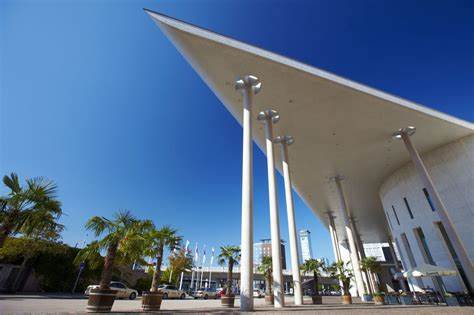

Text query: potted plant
(360, 256), (382, 300)
(300, 258), (325, 304)
(444, 293), (459, 306)
(362, 291), (373, 302)
(327, 260), (354, 304)
(373, 292), (385, 305)
(399, 292), (413, 305)
(77, 210), (150, 312)
(257, 256), (274, 305)
(217, 245), (240, 307)
(385, 293), (399, 305)
(142, 226), (182, 311)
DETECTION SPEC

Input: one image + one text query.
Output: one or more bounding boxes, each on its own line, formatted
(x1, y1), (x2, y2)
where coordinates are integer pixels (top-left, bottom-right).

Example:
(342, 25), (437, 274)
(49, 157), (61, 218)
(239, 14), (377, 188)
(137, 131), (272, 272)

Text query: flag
(210, 247), (215, 266)
(184, 240), (190, 253)
(194, 242), (199, 262)
(202, 245), (207, 265)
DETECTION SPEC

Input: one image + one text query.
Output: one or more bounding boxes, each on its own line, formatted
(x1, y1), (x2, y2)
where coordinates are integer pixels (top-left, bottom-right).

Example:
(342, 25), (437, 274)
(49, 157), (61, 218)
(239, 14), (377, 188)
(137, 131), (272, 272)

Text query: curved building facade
(380, 134), (474, 293)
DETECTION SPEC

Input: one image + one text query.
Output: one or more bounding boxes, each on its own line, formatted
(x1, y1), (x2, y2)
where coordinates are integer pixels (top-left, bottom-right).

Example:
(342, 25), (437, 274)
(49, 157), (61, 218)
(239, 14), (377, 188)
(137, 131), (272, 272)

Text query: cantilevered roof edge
(144, 8), (473, 131)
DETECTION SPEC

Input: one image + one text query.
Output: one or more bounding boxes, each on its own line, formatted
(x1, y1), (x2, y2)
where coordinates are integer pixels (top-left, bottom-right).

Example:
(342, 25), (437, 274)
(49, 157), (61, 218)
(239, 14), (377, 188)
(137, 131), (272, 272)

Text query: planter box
(399, 295), (413, 305)
(362, 294), (373, 302)
(384, 295), (399, 305)
(311, 295), (322, 304)
(142, 291), (163, 311)
(445, 296), (459, 306)
(342, 295), (352, 304)
(87, 288), (117, 312)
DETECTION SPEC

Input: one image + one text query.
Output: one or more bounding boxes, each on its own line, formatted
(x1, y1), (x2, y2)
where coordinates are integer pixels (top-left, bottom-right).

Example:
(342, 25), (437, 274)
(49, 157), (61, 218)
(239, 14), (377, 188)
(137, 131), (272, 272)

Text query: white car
(158, 284), (186, 299)
(85, 281), (138, 300)
(253, 289), (264, 298)
(194, 288), (218, 299)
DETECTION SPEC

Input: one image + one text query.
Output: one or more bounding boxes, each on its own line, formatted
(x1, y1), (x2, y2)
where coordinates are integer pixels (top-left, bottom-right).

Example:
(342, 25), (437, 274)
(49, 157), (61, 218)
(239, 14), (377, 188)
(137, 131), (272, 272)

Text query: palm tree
(143, 226), (182, 292)
(360, 256), (382, 293)
(327, 260), (354, 296)
(257, 256), (273, 296)
(80, 210), (151, 289)
(0, 173), (63, 247)
(217, 245), (240, 296)
(300, 258), (325, 297)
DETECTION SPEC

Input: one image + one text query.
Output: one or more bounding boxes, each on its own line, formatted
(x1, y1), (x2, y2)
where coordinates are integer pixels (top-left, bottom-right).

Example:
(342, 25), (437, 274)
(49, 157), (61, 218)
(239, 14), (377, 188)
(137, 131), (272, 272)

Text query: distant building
(254, 239), (286, 269)
(298, 230), (313, 263)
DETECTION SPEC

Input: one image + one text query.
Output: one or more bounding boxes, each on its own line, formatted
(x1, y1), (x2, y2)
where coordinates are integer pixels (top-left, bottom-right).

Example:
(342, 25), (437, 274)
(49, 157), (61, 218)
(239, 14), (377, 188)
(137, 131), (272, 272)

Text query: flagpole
(199, 245), (206, 289)
(179, 240), (190, 291)
(208, 247), (214, 289)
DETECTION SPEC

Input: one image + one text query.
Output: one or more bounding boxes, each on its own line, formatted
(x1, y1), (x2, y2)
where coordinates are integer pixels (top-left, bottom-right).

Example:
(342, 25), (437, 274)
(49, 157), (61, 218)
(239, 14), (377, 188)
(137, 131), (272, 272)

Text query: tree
(217, 245), (240, 296)
(0, 173), (63, 248)
(78, 210), (151, 289)
(300, 258), (325, 296)
(327, 260), (354, 296)
(143, 226), (182, 292)
(257, 256), (273, 296)
(360, 256), (382, 293)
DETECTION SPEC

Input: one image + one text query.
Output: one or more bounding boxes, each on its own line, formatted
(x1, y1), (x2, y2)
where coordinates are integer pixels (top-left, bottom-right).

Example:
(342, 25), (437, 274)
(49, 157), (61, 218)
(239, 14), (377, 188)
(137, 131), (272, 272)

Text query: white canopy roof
(145, 10), (474, 243)
(403, 264), (457, 278)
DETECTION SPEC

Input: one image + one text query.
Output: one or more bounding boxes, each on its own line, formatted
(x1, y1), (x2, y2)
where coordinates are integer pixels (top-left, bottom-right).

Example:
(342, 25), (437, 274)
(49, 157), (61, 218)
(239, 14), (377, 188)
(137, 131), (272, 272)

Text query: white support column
(235, 75), (261, 311)
(327, 211), (341, 262)
(333, 176), (365, 297)
(258, 109), (285, 308)
(393, 126), (474, 292)
(275, 135), (302, 306)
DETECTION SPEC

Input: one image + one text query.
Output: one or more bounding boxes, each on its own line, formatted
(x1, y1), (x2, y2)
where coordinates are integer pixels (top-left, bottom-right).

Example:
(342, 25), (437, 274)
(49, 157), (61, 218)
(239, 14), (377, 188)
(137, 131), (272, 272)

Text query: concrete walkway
(0, 295), (470, 314)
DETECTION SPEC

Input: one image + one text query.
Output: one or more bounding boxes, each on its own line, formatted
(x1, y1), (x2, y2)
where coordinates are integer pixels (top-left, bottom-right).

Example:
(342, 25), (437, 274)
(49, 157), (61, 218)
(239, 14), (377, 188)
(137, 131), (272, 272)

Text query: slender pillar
(327, 211), (341, 262)
(235, 75), (261, 311)
(393, 126), (474, 292)
(350, 216), (371, 295)
(275, 135), (302, 306)
(258, 109), (284, 308)
(333, 176), (365, 297)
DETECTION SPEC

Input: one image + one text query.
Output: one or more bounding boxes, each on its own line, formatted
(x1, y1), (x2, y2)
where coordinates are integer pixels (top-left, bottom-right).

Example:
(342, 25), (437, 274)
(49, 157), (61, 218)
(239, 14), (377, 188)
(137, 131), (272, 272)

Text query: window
(386, 211), (393, 229)
(392, 205), (400, 225)
(436, 222), (472, 292)
(403, 197), (414, 219)
(414, 227), (446, 294)
(423, 188), (436, 211)
(400, 233), (417, 268)
(414, 227), (435, 264)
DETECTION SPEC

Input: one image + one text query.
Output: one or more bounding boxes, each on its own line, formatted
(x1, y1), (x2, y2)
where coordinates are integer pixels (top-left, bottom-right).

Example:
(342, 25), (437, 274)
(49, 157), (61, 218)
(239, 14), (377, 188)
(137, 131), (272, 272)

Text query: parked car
(158, 284), (186, 299)
(253, 289), (264, 298)
(194, 288), (218, 299)
(85, 281), (138, 300)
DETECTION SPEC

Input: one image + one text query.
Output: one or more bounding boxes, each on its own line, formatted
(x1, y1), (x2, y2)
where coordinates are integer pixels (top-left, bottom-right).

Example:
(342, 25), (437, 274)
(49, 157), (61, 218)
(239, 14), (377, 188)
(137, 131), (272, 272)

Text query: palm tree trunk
(0, 222), (14, 248)
(150, 245), (164, 292)
(313, 271), (319, 296)
(226, 260), (233, 296)
(99, 241), (118, 289)
(371, 272), (380, 292)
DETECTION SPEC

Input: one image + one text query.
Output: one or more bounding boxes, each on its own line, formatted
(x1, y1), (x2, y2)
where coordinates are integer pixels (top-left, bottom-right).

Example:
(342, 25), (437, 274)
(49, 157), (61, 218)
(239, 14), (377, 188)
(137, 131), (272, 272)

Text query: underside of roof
(145, 9), (474, 244)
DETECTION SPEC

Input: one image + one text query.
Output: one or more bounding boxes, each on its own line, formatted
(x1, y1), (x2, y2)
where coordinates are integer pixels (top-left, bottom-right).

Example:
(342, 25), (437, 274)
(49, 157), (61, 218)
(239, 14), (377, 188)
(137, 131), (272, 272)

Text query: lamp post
(258, 109), (284, 308)
(393, 126), (473, 292)
(235, 75), (261, 311)
(275, 135), (302, 306)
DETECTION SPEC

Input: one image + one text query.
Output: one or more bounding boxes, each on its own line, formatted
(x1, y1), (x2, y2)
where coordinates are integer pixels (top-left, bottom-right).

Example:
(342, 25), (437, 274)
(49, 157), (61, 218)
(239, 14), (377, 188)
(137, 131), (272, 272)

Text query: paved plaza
(0, 295), (471, 314)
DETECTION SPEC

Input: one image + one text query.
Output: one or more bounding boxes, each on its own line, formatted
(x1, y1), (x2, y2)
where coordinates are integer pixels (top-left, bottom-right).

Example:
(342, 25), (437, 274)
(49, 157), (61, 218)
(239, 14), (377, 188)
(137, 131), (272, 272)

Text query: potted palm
(78, 210), (150, 312)
(217, 245), (240, 307)
(257, 256), (274, 305)
(328, 260), (354, 304)
(372, 292), (386, 305)
(141, 226), (182, 311)
(300, 258), (325, 304)
(360, 256), (382, 303)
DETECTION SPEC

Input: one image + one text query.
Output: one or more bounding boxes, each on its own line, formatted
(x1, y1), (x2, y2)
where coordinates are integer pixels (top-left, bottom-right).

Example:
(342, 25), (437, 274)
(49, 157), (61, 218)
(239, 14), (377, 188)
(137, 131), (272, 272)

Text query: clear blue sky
(1, 0), (473, 266)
